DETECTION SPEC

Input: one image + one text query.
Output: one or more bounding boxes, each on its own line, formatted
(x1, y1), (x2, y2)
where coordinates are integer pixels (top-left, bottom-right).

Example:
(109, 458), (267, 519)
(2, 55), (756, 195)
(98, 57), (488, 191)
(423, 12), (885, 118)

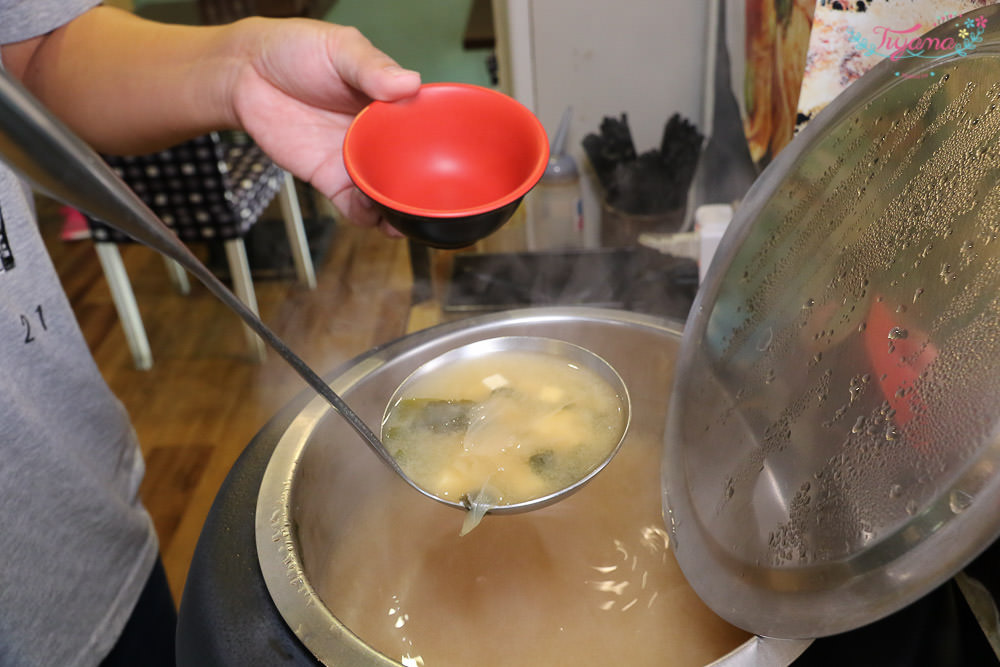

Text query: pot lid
(664, 6), (1000, 640)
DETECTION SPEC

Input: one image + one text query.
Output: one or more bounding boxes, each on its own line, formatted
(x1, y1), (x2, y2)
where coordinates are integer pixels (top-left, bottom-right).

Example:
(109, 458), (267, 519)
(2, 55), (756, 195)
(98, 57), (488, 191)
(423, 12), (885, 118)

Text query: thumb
(329, 25), (421, 102)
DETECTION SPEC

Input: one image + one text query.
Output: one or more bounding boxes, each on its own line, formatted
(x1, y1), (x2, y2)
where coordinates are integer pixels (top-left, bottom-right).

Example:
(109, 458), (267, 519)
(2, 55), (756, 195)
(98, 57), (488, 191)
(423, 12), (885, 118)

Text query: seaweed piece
(392, 398), (476, 433)
(528, 449), (556, 476)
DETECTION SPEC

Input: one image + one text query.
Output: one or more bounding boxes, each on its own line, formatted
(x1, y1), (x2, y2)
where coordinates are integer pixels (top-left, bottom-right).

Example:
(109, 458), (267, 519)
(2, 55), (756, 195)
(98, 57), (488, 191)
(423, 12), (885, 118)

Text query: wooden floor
(39, 193), (437, 604)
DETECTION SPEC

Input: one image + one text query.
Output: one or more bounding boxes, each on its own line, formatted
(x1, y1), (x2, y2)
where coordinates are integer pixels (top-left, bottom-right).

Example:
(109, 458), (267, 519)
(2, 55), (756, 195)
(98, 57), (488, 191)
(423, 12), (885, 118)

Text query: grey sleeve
(0, 0), (102, 47)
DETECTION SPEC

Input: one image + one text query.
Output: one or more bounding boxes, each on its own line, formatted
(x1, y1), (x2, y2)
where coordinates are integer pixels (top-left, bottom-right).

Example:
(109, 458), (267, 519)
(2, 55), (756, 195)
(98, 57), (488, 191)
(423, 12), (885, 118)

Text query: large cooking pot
(252, 306), (810, 666)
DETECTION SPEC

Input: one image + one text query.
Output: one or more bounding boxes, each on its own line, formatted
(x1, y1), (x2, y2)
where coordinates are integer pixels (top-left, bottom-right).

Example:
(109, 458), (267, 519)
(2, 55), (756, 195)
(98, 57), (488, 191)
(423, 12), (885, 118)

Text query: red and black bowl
(343, 83), (549, 249)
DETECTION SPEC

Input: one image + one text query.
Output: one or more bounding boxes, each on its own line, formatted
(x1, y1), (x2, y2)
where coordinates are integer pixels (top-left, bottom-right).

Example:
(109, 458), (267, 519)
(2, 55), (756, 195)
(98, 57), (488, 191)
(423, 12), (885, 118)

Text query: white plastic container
(526, 107), (584, 250)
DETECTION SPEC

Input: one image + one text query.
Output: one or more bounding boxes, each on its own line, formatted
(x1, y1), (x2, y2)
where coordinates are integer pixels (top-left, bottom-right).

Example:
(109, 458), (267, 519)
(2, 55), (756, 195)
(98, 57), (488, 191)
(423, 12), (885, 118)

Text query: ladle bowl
(343, 82), (549, 249)
(382, 335), (631, 514)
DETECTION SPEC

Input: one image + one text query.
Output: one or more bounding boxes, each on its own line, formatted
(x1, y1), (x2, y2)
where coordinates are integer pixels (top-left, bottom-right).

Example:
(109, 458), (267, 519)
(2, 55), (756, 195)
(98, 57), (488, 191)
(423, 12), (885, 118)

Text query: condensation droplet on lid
(889, 484), (903, 499)
(756, 327), (774, 352)
(949, 490), (973, 514)
(852, 416), (866, 434)
(905, 499), (919, 516)
(888, 327), (908, 340)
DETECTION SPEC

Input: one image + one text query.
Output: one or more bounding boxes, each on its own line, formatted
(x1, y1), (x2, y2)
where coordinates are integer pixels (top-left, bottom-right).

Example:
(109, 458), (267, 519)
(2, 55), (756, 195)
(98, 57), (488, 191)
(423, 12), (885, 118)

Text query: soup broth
(381, 349), (627, 506)
(315, 427), (751, 666)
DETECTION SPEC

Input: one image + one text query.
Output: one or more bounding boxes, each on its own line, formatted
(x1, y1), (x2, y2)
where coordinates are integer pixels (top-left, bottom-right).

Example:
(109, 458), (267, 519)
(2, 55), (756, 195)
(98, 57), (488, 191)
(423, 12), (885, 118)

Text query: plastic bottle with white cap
(526, 107), (584, 250)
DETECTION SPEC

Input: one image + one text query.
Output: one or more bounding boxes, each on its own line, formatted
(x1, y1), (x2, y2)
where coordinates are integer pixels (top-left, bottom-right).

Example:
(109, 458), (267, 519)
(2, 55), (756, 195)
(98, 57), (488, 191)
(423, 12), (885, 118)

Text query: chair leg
(277, 171), (317, 289)
(162, 257), (191, 295)
(94, 243), (153, 371)
(408, 239), (434, 304)
(224, 239), (266, 362)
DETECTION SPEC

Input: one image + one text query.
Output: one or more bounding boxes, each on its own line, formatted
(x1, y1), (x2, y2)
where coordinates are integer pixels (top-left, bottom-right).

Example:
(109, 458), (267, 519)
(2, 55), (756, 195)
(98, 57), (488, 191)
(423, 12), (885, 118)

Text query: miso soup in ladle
(382, 336), (631, 533)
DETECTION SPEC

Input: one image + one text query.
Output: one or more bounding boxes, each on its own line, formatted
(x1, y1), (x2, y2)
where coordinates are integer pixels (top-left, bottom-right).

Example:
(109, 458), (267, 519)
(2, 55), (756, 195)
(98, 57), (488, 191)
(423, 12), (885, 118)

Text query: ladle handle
(0, 69), (404, 474)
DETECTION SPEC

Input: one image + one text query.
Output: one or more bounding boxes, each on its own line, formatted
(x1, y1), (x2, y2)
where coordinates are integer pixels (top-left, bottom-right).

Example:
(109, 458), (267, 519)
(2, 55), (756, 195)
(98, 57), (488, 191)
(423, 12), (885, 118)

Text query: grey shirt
(0, 2), (159, 665)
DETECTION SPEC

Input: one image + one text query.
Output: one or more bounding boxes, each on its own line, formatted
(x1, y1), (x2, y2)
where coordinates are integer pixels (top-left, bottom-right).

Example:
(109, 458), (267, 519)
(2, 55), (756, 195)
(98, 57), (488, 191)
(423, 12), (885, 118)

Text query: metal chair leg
(163, 257), (191, 295)
(223, 239), (266, 362)
(277, 171), (317, 289)
(94, 243), (153, 371)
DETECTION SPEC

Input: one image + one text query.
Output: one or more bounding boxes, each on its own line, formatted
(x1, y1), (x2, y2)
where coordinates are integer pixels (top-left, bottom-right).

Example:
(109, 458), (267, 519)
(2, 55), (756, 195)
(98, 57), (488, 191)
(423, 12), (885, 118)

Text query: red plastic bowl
(343, 83), (549, 248)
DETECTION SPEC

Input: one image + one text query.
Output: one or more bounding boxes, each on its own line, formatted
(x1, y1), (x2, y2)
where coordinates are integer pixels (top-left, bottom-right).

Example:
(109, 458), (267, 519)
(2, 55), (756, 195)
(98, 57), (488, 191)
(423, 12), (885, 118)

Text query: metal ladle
(0, 71), (436, 501)
(0, 70), (608, 516)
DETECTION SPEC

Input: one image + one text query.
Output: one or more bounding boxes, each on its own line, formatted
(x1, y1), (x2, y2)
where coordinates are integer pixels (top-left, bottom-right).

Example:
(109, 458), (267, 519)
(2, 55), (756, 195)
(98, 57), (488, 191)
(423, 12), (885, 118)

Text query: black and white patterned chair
(86, 131), (317, 369)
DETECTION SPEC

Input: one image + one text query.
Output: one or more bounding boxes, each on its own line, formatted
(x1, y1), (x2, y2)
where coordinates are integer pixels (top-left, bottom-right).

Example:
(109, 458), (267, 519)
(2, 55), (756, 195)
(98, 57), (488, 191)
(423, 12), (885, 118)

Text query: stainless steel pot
(255, 306), (811, 666)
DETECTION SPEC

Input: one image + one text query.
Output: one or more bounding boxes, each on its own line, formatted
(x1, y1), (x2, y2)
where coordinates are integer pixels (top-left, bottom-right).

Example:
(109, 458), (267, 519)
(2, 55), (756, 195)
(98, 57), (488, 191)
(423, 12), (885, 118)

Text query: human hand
(228, 19), (421, 234)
